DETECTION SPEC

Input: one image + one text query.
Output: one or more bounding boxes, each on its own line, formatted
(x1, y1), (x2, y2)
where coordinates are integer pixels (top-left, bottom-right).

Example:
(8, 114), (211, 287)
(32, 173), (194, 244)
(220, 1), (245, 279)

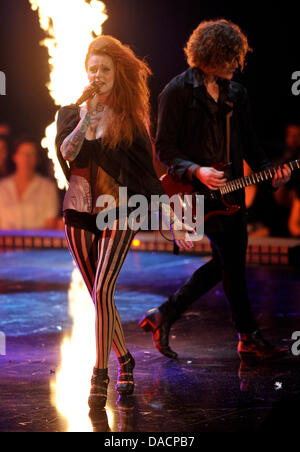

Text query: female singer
(55, 35), (191, 409)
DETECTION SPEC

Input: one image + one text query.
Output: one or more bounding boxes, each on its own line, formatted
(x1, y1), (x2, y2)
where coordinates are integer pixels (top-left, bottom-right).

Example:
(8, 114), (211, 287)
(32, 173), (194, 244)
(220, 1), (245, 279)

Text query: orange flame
(50, 267), (96, 431)
(29, 0), (108, 189)
(49, 267), (115, 431)
(29, 0), (112, 431)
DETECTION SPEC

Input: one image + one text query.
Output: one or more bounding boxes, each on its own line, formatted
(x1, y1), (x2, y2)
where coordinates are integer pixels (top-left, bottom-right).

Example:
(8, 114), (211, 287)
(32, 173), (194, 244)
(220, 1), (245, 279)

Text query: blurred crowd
(245, 122), (300, 238)
(0, 122), (64, 231)
(0, 120), (299, 237)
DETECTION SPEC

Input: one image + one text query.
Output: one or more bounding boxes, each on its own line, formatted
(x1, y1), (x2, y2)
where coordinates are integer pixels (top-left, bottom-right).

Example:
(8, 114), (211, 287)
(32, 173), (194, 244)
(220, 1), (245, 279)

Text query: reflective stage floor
(0, 249), (299, 432)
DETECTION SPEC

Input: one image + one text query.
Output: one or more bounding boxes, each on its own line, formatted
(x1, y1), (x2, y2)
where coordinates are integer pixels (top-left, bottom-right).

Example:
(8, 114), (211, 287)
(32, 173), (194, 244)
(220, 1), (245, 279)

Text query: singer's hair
(85, 35), (152, 149)
(185, 19), (251, 72)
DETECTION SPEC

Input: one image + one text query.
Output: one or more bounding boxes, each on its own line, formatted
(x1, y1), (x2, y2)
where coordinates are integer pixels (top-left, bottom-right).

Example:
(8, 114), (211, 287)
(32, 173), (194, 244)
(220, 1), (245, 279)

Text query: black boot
(139, 308), (178, 359)
(88, 368), (110, 409)
(238, 330), (289, 362)
(115, 352), (135, 395)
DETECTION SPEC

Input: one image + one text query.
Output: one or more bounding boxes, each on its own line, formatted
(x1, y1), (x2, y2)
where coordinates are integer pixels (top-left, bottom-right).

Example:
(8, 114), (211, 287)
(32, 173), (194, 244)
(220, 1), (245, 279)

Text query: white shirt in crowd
(0, 174), (59, 230)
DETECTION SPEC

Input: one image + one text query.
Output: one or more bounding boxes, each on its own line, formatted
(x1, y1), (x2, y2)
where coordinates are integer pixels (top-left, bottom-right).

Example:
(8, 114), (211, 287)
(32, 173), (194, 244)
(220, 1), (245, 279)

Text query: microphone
(75, 81), (100, 106)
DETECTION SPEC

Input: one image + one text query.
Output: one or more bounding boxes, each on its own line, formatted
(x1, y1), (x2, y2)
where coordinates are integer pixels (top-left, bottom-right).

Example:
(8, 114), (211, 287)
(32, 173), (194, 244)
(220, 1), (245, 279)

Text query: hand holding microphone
(76, 81), (107, 140)
(76, 81), (100, 107)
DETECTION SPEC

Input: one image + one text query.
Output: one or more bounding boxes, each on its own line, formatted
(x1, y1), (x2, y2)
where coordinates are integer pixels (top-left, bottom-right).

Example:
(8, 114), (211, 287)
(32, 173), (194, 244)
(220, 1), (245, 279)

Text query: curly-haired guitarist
(139, 19), (292, 362)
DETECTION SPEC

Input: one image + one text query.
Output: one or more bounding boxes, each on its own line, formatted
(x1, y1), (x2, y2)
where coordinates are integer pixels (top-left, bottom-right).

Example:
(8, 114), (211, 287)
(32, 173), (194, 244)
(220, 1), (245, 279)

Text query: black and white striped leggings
(65, 218), (136, 369)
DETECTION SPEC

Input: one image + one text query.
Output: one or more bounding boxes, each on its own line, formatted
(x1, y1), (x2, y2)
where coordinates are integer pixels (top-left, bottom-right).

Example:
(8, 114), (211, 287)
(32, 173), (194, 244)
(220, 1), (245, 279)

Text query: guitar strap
(225, 102), (233, 164)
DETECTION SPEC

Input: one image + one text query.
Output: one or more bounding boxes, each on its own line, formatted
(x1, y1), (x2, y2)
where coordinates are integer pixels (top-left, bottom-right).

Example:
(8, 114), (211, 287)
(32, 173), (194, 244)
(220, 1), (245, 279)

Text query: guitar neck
(219, 159), (300, 195)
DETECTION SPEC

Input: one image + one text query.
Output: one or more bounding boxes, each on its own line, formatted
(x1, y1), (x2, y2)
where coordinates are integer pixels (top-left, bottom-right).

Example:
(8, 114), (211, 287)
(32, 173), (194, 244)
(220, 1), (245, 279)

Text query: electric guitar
(160, 160), (300, 223)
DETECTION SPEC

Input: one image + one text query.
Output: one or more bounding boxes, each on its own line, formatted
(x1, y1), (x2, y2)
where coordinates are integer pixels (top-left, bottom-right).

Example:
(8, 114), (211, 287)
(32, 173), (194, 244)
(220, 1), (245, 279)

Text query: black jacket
(156, 67), (273, 208)
(55, 105), (165, 207)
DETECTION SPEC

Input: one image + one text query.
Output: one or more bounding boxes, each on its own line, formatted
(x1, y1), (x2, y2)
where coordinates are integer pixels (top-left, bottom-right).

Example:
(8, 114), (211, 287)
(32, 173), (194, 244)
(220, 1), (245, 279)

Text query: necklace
(96, 102), (106, 113)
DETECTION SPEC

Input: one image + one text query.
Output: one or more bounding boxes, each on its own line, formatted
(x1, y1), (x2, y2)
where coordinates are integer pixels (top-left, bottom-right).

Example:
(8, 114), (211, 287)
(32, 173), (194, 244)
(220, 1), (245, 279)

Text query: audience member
(0, 122), (12, 138)
(270, 122), (300, 236)
(244, 161), (271, 237)
(279, 123), (300, 163)
(0, 139), (60, 230)
(0, 137), (11, 178)
(288, 189), (300, 238)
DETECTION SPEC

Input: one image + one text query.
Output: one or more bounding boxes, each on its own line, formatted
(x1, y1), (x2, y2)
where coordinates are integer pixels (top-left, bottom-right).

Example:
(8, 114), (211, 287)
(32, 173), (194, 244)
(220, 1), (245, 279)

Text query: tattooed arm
(60, 82), (105, 162)
(60, 111), (93, 162)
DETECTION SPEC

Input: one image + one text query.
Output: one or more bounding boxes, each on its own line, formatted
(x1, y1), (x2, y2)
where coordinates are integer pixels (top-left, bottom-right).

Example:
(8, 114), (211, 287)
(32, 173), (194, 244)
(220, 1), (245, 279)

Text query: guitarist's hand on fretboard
(195, 166), (227, 191)
(160, 158), (299, 225)
(272, 164), (292, 188)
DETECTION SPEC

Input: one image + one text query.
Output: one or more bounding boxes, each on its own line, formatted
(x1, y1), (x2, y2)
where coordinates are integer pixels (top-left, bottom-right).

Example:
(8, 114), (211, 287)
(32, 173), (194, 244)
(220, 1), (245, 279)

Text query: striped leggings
(65, 218), (136, 369)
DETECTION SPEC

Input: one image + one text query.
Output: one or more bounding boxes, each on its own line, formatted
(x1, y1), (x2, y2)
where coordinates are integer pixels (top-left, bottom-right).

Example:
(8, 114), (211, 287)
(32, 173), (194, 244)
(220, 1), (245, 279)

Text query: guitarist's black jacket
(156, 67), (274, 211)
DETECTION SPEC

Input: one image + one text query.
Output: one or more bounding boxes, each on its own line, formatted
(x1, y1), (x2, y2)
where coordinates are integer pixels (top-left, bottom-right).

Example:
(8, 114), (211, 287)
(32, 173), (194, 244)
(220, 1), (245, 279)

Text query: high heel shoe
(88, 368), (110, 409)
(139, 308), (178, 359)
(238, 330), (289, 362)
(115, 352), (135, 395)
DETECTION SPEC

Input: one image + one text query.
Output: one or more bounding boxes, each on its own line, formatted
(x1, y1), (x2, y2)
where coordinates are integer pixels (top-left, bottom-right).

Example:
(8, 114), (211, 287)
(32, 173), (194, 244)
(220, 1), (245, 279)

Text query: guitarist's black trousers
(159, 211), (258, 333)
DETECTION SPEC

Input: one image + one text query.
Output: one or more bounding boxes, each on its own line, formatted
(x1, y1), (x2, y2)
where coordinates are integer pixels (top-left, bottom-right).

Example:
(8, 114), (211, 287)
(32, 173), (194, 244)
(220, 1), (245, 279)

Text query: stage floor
(0, 249), (299, 432)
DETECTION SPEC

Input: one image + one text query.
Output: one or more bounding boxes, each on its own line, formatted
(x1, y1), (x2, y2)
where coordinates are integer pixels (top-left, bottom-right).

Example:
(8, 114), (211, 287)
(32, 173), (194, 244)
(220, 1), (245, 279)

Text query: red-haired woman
(55, 36), (190, 409)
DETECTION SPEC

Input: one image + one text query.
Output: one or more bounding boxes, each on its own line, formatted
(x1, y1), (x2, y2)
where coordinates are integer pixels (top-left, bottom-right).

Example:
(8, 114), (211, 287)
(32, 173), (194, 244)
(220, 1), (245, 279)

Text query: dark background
(0, 0), (299, 156)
